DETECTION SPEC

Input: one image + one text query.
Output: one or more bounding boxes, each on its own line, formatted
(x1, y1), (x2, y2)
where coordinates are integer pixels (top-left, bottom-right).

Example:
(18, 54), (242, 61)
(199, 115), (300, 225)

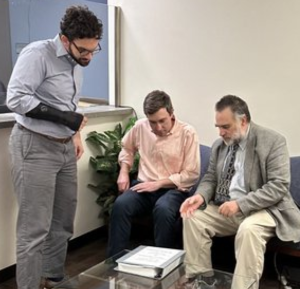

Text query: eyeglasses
(71, 41), (101, 56)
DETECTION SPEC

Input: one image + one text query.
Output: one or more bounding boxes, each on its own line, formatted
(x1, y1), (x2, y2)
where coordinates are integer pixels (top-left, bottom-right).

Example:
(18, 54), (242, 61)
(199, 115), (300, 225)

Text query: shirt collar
(238, 123), (250, 151)
(54, 34), (68, 57)
(168, 116), (178, 135)
(54, 34), (78, 66)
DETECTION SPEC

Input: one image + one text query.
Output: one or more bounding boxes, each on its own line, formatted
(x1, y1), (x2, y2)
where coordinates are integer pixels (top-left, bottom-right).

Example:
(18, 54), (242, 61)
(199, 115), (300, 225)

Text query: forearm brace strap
(26, 103), (83, 131)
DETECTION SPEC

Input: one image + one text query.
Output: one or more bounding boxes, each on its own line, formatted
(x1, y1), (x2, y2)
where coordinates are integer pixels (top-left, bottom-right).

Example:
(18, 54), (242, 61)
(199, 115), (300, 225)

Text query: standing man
(7, 6), (103, 289)
(180, 95), (300, 289)
(107, 90), (200, 257)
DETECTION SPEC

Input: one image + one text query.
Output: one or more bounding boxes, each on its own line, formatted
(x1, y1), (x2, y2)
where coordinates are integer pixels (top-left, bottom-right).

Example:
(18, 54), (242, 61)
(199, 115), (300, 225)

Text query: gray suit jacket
(197, 122), (300, 242)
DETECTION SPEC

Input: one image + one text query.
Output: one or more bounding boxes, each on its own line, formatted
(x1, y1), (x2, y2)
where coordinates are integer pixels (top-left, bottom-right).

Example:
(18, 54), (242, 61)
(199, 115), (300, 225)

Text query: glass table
(54, 250), (256, 289)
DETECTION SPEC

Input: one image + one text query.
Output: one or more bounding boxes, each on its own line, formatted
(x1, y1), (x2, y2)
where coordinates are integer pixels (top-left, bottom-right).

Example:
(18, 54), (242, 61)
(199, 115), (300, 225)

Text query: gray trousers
(183, 204), (276, 289)
(9, 124), (77, 289)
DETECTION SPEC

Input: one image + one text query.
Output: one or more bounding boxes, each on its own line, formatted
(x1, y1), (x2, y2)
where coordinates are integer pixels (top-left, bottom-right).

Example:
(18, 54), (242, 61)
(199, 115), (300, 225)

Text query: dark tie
(214, 143), (239, 205)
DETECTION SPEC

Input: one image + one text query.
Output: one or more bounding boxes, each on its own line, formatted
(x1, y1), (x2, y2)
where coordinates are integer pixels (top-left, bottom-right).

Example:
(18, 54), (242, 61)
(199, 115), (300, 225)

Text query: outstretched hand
(180, 194), (204, 218)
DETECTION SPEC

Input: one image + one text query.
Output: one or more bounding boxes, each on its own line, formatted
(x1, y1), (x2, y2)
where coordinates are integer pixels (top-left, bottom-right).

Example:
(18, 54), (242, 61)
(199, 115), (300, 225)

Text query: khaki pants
(183, 204), (276, 289)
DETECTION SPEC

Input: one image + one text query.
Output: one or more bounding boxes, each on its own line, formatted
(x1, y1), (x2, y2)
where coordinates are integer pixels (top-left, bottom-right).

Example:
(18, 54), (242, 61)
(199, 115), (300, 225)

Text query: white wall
(0, 112), (130, 270)
(109, 0), (300, 156)
(0, 127), (17, 269)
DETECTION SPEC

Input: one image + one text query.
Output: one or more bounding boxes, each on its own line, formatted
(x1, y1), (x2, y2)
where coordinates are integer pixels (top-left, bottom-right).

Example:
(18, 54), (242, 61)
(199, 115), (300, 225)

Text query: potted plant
(86, 117), (139, 219)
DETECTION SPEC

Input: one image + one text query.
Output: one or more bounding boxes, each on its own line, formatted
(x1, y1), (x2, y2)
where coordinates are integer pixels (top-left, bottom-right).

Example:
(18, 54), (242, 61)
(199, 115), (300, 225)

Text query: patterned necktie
(214, 143), (239, 205)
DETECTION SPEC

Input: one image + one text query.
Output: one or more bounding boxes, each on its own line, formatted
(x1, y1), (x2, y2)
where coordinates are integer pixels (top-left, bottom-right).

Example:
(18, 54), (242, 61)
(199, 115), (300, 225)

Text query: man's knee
(153, 198), (181, 222)
(236, 221), (263, 244)
(183, 210), (207, 228)
(154, 190), (186, 214)
(153, 204), (175, 222)
(111, 192), (133, 216)
(236, 210), (276, 242)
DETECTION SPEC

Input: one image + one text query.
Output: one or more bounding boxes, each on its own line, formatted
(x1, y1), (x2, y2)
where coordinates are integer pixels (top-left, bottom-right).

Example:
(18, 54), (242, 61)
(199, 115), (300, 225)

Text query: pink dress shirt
(118, 117), (200, 192)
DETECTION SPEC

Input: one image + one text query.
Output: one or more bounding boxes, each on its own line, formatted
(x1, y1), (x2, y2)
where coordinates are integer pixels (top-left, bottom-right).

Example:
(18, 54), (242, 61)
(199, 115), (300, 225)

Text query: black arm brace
(25, 103), (83, 131)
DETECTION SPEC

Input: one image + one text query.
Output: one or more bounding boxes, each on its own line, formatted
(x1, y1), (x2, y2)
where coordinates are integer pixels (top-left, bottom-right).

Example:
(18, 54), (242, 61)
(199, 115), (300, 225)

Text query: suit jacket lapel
(216, 143), (229, 179)
(244, 124), (256, 192)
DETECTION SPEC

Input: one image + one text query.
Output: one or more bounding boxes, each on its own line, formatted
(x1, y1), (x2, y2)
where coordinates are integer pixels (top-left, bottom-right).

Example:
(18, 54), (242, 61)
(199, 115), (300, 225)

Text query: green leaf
(103, 130), (119, 141)
(86, 132), (108, 151)
(86, 116), (139, 218)
(114, 123), (123, 138)
(103, 195), (116, 209)
(123, 117), (137, 135)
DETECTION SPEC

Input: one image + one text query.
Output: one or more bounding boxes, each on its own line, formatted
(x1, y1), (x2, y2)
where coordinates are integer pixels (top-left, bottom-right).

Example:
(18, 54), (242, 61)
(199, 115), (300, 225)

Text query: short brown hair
(143, 90), (174, 115)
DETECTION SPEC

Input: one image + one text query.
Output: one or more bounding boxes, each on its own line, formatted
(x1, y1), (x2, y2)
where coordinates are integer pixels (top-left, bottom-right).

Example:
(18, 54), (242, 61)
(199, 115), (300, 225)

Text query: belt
(17, 123), (72, 144)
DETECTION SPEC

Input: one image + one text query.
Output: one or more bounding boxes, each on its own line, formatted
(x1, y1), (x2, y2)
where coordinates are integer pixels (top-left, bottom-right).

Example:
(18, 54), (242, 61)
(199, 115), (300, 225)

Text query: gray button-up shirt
(7, 34), (82, 138)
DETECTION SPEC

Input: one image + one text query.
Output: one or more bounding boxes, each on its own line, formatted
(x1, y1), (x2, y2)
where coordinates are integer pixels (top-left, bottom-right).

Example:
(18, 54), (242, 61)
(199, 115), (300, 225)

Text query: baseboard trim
(0, 226), (108, 283)
(0, 264), (15, 283)
(68, 226), (108, 251)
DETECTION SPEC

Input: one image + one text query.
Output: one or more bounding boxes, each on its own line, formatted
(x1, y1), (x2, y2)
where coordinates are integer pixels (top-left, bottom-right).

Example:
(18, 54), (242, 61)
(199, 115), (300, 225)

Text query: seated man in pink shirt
(107, 90), (200, 257)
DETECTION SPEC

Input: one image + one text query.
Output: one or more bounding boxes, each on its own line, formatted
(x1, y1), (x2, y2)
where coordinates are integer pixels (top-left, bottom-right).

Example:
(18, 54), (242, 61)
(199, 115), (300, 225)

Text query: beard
(224, 128), (246, 146)
(68, 50), (90, 67)
(77, 57), (90, 67)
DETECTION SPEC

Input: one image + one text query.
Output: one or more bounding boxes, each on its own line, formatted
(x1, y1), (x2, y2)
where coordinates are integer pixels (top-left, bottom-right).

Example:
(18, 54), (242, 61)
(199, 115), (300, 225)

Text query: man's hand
(79, 115), (88, 131)
(180, 194), (204, 218)
(131, 181), (162, 193)
(218, 200), (240, 217)
(72, 132), (84, 160)
(117, 170), (130, 193)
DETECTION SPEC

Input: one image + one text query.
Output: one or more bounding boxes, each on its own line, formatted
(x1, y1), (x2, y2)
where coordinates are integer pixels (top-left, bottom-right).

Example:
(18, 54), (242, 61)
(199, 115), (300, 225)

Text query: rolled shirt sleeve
(168, 127), (200, 191)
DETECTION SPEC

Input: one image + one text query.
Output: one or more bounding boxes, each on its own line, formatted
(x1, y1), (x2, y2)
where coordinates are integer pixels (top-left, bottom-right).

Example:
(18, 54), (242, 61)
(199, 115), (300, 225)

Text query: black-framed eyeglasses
(71, 41), (101, 56)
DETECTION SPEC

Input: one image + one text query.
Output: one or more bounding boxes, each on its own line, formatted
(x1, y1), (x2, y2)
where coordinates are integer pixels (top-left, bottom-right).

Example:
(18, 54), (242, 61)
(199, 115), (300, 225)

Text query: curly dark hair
(60, 5), (103, 41)
(143, 90), (174, 115)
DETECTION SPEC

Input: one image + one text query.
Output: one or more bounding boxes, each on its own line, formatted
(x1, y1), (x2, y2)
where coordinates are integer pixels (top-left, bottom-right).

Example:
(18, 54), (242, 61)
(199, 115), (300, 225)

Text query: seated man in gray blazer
(180, 95), (300, 289)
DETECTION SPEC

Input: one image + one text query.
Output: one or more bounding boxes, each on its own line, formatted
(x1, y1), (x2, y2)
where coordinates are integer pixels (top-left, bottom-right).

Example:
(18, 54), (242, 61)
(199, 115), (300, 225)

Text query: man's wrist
(120, 163), (130, 174)
(157, 178), (175, 189)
